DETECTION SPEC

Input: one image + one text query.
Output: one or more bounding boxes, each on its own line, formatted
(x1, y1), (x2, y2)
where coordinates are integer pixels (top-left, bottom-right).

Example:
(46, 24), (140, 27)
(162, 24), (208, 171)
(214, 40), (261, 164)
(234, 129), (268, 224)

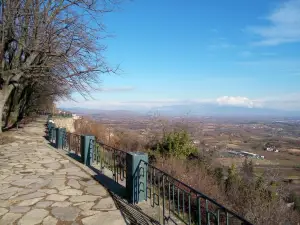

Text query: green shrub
(156, 130), (198, 158)
(289, 192), (300, 212)
(214, 167), (224, 184)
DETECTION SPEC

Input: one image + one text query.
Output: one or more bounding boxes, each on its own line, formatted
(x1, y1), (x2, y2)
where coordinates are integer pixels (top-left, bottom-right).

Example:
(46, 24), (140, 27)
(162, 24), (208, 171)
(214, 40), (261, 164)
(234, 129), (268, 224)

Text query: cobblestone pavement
(0, 118), (126, 225)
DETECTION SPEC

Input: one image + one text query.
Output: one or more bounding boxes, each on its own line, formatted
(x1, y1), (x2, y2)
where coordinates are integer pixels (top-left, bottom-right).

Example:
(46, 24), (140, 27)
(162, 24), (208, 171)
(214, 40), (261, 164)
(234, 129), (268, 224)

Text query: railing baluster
(188, 193), (191, 225)
(226, 211), (229, 225)
(177, 188), (180, 216)
(168, 181), (171, 216)
(183, 191), (185, 221)
(172, 184), (175, 213)
(197, 196), (201, 225)
(206, 199), (210, 225)
(162, 175), (165, 225)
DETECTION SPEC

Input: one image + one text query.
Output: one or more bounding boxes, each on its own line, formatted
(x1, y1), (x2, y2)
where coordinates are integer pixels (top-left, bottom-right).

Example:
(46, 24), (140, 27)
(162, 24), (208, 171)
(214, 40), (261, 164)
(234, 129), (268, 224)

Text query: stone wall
(52, 118), (75, 133)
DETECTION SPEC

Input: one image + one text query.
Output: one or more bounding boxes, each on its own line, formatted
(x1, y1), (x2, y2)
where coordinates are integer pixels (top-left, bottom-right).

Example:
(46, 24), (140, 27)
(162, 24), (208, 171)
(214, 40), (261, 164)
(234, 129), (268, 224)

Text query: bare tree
(0, 0), (120, 132)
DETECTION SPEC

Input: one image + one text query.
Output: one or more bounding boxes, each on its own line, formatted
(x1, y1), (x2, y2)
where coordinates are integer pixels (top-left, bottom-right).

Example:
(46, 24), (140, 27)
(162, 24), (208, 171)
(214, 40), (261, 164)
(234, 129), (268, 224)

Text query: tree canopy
(0, 0), (120, 131)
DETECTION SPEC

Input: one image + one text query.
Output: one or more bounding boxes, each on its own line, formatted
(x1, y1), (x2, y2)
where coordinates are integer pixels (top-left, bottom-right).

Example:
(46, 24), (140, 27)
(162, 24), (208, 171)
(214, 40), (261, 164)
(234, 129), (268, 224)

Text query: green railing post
(55, 128), (64, 149)
(80, 135), (95, 166)
(126, 152), (148, 204)
(52, 126), (57, 144)
(49, 124), (56, 142)
(47, 122), (54, 140)
(61, 128), (66, 149)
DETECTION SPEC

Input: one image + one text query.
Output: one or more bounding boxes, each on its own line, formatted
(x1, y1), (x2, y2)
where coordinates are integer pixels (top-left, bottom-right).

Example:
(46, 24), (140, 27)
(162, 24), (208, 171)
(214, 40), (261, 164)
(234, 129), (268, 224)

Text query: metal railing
(62, 131), (70, 150)
(65, 133), (81, 156)
(142, 161), (252, 225)
(50, 127), (57, 144)
(47, 117), (251, 225)
(92, 140), (127, 184)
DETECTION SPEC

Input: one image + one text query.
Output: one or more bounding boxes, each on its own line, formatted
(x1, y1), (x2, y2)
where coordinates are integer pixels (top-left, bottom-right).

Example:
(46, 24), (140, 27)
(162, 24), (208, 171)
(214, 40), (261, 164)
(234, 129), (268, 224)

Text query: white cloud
(216, 96), (257, 108)
(248, 0), (300, 45)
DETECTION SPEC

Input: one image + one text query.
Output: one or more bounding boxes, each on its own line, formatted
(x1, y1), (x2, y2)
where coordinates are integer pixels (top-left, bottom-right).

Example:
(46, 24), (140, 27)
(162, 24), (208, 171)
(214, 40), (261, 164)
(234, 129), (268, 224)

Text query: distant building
(227, 150), (264, 159)
(72, 114), (81, 120)
(265, 146), (279, 152)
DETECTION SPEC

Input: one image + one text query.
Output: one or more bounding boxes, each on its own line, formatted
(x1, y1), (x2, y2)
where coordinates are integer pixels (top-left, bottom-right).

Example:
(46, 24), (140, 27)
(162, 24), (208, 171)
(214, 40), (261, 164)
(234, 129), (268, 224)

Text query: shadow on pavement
(109, 191), (161, 225)
(89, 166), (127, 198)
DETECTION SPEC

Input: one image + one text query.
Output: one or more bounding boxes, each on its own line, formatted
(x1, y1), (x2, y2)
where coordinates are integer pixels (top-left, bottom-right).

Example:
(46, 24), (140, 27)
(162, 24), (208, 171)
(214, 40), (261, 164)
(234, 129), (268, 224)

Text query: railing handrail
(94, 139), (128, 154)
(141, 160), (252, 225)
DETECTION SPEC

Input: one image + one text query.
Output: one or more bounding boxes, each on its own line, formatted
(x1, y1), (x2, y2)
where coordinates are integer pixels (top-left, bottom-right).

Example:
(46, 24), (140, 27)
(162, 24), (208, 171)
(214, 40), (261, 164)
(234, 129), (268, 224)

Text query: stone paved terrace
(0, 118), (127, 225)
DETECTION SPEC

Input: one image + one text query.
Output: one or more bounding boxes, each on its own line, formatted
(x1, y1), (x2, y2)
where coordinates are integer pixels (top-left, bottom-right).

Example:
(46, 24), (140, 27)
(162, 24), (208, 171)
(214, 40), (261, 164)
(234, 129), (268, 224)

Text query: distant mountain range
(154, 103), (300, 118)
(61, 103), (300, 119)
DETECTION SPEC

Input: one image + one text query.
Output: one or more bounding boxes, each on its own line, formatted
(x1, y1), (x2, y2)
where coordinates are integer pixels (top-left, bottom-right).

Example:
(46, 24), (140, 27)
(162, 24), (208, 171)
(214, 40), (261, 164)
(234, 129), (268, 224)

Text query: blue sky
(59, 0), (300, 111)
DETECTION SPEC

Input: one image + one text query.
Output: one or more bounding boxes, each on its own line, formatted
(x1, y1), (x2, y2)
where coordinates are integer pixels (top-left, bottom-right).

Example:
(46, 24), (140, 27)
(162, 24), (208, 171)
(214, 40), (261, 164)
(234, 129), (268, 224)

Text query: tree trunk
(4, 88), (16, 128)
(0, 85), (14, 133)
(0, 100), (4, 133)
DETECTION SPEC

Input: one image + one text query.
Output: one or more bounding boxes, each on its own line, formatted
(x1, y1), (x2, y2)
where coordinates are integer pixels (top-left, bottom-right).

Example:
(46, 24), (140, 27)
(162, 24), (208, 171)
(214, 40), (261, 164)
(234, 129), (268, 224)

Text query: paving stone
(38, 189), (57, 194)
(69, 195), (99, 203)
(59, 189), (83, 196)
(52, 202), (71, 207)
(27, 180), (50, 189)
(57, 185), (70, 191)
(68, 176), (81, 180)
(0, 175), (9, 180)
(68, 171), (90, 178)
(85, 185), (108, 196)
(47, 179), (65, 188)
(44, 162), (62, 170)
(67, 179), (80, 189)
(4, 175), (23, 182)
(26, 164), (43, 169)
(0, 213), (22, 225)
(12, 192), (46, 201)
(78, 202), (94, 211)
(55, 171), (66, 175)
(0, 187), (22, 194)
(79, 180), (97, 187)
(18, 209), (49, 225)
(18, 197), (44, 206)
(35, 201), (53, 208)
(42, 215), (58, 225)
(93, 197), (116, 210)
(46, 194), (68, 202)
(0, 191), (17, 200)
(12, 179), (44, 187)
(51, 207), (80, 221)
(0, 207), (8, 216)
(0, 200), (11, 207)
(0, 184), (10, 190)
(82, 211), (125, 225)
(10, 206), (31, 213)
(80, 210), (102, 216)
(15, 188), (37, 196)
(61, 167), (81, 173)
